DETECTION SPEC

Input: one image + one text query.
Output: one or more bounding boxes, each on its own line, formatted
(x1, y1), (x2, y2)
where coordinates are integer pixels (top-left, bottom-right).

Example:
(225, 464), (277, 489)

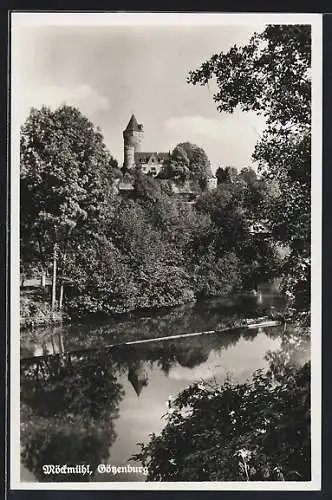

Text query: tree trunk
(41, 270), (46, 289)
(51, 243), (58, 312)
(58, 333), (64, 353)
(50, 335), (56, 354)
(59, 283), (64, 311)
(58, 252), (67, 311)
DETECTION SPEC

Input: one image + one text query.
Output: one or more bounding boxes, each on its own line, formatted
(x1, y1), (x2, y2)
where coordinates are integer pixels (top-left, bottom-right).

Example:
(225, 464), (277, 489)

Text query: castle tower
(128, 361), (149, 397)
(123, 114), (144, 170)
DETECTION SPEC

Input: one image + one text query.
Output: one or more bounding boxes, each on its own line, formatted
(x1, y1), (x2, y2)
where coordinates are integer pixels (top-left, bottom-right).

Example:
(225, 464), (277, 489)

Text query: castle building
(123, 114), (169, 177)
(123, 114), (144, 170)
(206, 176), (218, 190)
(122, 113), (217, 189)
(135, 152), (169, 177)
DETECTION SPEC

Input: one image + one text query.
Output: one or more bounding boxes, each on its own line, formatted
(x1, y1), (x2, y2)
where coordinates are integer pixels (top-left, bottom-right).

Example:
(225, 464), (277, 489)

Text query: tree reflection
(21, 292), (280, 358)
(20, 324), (265, 481)
(21, 405), (112, 482)
(111, 328), (246, 389)
(20, 351), (124, 482)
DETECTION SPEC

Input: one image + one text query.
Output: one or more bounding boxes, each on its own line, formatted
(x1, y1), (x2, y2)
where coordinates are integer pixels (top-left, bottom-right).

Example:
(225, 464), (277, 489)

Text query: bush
(20, 295), (68, 329)
(133, 361), (310, 481)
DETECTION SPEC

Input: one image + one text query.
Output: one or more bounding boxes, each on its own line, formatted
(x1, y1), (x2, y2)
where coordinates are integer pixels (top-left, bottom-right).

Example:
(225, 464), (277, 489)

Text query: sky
(13, 15), (268, 173)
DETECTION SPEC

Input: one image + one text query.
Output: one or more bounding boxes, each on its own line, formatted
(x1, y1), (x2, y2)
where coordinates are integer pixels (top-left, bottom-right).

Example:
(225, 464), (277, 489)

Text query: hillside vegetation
(20, 106), (280, 322)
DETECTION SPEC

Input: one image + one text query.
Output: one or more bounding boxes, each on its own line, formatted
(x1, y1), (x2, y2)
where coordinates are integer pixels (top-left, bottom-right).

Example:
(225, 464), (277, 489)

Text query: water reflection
(20, 322), (283, 482)
(20, 287), (285, 360)
(128, 361), (149, 396)
(21, 350), (124, 482)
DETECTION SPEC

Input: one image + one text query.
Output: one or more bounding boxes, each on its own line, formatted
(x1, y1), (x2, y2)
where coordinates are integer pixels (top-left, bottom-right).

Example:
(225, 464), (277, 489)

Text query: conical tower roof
(128, 363), (149, 397)
(124, 114), (142, 132)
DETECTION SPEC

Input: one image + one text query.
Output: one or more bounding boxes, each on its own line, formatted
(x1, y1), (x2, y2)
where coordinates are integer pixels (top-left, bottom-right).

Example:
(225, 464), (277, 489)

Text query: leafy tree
(192, 248), (242, 298)
(194, 179), (281, 292)
(188, 25), (311, 318)
(214, 166), (271, 227)
(195, 182), (250, 255)
(160, 142), (212, 189)
(159, 145), (191, 183)
(20, 105), (118, 308)
(178, 142), (213, 189)
(215, 166), (238, 185)
(132, 172), (180, 233)
(188, 25), (310, 126)
(64, 237), (138, 316)
(133, 361), (310, 481)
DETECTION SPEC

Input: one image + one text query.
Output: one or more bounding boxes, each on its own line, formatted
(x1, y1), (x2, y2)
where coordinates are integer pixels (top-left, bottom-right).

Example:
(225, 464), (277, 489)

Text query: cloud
(20, 84), (110, 125)
(165, 113), (264, 141)
(166, 115), (224, 140)
(164, 112), (266, 170)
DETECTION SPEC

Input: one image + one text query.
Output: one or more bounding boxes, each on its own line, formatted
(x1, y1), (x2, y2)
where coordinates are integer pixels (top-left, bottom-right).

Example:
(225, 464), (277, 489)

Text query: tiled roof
(124, 114), (143, 132)
(134, 152), (170, 163)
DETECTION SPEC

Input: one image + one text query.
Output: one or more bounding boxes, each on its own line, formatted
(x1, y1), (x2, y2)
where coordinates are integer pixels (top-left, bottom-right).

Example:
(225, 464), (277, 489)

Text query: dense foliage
(20, 107), (278, 319)
(130, 25), (312, 481)
(20, 105), (117, 274)
(133, 358), (310, 481)
(64, 169), (280, 316)
(188, 24), (311, 321)
(159, 142), (213, 189)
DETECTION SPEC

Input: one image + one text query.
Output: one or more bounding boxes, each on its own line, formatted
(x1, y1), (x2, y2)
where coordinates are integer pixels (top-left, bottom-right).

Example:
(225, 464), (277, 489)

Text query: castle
(123, 114), (169, 177)
(122, 114), (217, 190)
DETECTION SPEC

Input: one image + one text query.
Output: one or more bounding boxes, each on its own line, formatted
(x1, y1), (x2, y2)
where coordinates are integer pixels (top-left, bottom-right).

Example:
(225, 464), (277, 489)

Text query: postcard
(10, 11), (322, 491)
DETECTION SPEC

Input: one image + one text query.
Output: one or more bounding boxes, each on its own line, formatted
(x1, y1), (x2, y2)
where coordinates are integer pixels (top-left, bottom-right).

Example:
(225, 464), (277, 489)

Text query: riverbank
(20, 289), (287, 360)
(20, 280), (283, 332)
(20, 290), (195, 331)
(20, 294), (70, 330)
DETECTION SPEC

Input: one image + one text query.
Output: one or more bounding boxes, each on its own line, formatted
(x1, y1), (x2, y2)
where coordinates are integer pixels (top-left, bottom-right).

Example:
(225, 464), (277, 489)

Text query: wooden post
(42, 341), (48, 356)
(41, 270), (46, 289)
(59, 283), (64, 311)
(58, 333), (64, 353)
(59, 253), (66, 311)
(51, 243), (58, 312)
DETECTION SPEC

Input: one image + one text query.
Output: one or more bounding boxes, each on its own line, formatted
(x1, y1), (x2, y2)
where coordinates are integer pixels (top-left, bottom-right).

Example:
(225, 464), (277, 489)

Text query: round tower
(123, 114), (144, 170)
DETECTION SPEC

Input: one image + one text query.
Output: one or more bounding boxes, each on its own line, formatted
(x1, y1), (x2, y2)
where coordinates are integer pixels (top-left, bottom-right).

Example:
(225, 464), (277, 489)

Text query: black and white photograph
(10, 12), (322, 490)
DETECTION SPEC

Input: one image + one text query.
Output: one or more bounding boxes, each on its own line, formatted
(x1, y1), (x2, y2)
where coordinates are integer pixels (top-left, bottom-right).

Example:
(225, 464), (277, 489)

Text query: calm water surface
(20, 289), (306, 482)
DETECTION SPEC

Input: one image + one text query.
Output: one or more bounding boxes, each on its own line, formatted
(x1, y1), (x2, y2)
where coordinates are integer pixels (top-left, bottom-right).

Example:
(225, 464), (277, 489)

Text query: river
(19, 287), (308, 482)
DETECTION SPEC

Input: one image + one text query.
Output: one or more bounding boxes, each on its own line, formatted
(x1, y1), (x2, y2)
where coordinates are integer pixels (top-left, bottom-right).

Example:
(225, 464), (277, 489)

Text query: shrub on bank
(133, 361), (310, 481)
(20, 169), (281, 321)
(20, 295), (69, 329)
